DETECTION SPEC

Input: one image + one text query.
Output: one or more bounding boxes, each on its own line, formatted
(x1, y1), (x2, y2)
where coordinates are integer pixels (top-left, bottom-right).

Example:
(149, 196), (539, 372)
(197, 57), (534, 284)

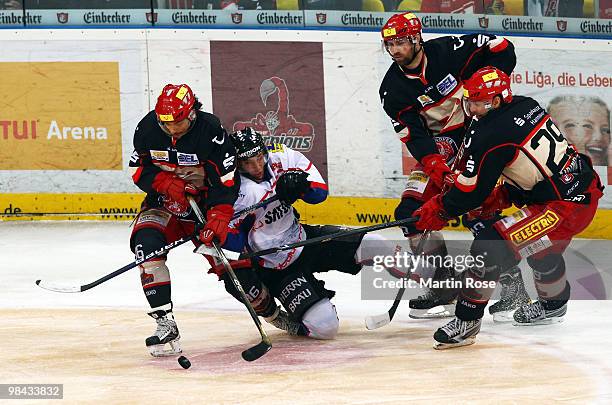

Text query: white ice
(3, 221), (612, 402)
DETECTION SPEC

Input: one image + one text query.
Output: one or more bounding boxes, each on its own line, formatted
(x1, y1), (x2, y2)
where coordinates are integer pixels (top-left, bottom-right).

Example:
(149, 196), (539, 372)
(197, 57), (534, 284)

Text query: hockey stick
(34, 196), (278, 293)
(364, 231), (430, 330)
(187, 197), (272, 362)
(8, 196), (278, 220)
(365, 134), (469, 330)
(232, 195), (279, 219)
(35, 230), (199, 293)
(199, 217), (420, 261)
(1, 212), (138, 218)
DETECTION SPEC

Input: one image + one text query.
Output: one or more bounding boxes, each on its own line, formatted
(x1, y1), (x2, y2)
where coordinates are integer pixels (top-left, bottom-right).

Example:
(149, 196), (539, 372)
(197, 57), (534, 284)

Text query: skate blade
(491, 310), (517, 323)
(148, 340), (182, 357)
(513, 316), (565, 327)
(409, 305), (455, 319)
(433, 336), (476, 350)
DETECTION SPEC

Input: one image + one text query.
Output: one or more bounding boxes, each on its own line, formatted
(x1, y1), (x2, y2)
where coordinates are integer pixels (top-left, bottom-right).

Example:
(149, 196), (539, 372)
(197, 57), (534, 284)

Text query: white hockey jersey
(225, 144), (327, 270)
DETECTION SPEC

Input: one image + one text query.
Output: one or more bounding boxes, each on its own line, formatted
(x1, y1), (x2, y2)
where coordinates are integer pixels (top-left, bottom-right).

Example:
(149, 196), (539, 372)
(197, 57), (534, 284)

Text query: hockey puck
(178, 355), (191, 369)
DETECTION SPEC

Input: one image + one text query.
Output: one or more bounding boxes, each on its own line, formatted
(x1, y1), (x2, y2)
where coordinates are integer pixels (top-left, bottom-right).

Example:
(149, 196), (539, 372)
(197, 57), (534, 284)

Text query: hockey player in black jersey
(379, 12), (520, 319)
(128, 83), (239, 356)
(413, 67), (604, 349)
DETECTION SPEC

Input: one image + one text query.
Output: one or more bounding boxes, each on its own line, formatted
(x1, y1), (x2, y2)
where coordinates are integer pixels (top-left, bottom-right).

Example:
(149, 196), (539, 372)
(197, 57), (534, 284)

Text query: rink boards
(1, 192), (611, 239)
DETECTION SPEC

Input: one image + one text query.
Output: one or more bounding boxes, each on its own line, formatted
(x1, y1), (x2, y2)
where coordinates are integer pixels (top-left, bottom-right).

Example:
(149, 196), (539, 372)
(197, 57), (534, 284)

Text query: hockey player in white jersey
(209, 127), (399, 339)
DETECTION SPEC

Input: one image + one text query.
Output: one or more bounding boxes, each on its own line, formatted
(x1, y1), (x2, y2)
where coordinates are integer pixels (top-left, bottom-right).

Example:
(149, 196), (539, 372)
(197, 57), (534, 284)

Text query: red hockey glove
(199, 204), (234, 246)
(413, 194), (449, 231)
(469, 186), (512, 219)
(421, 153), (454, 189)
(151, 171), (198, 206)
(207, 258), (252, 279)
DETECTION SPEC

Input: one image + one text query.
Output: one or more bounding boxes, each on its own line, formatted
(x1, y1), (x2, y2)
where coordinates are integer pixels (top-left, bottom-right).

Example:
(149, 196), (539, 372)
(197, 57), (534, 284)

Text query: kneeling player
(210, 127), (399, 339)
(413, 67), (603, 349)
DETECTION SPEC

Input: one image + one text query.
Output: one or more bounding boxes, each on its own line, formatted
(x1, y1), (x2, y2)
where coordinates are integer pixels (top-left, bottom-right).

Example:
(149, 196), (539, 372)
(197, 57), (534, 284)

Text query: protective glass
(383, 36), (415, 52)
(462, 97), (492, 118)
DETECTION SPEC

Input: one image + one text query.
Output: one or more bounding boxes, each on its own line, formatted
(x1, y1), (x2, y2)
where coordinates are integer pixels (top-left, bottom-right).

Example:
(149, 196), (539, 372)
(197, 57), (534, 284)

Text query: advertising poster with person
(511, 47), (611, 207)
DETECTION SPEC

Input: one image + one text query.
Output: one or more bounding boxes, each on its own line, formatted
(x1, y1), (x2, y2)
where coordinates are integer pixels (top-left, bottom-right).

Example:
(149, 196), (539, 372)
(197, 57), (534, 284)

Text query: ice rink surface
(3, 221), (612, 404)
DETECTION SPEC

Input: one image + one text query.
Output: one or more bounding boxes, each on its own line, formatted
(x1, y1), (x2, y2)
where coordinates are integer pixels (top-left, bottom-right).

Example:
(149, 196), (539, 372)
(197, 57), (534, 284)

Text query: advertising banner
(154, 9), (306, 28)
(0, 62), (122, 170)
(19, 9), (150, 26)
(209, 41), (328, 179)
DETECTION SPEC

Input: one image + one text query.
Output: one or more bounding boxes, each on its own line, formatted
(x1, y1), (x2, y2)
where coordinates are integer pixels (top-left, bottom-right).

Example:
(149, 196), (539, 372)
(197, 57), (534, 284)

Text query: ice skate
(433, 317), (482, 350)
(409, 266), (458, 319)
(265, 308), (309, 336)
(146, 309), (182, 357)
(489, 268), (531, 322)
(513, 300), (567, 326)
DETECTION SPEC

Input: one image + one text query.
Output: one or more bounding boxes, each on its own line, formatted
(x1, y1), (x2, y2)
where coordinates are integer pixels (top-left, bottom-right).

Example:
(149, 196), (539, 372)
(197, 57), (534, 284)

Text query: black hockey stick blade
(241, 340), (272, 362)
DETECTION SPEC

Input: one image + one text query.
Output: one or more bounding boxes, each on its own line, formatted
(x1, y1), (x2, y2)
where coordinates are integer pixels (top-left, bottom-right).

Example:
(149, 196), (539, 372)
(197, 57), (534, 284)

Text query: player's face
(464, 99), (492, 119)
(384, 35), (420, 67)
(552, 102), (611, 166)
(239, 152), (266, 181)
(163, 118), (191, 139)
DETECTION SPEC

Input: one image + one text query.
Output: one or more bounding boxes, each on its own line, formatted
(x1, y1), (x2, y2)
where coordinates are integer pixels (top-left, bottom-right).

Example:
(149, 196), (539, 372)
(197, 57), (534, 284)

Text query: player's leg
(299, 224), (406, 277)
(513, 253), (570, 325)
(462, 213), (531, 322)
(130, 208), (183, 357)
(494, 181), (602, 325)
(488, 266), (531, 322)
(434, 226), (519, 349)
(208, 259), (309, 336)
(396, 196), (458, 318)
(265, 269), (339, 340)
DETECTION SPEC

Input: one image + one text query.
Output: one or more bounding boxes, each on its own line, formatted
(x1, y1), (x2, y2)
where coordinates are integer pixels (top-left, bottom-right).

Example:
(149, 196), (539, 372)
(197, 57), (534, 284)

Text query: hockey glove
(469, 185), (512, 219)
(421, 153), (454, 189)
(199, 204), (234, 246)
(413, 194), (450, 231)
(275, 169), (311, 205)
(151, 171), (198, 206)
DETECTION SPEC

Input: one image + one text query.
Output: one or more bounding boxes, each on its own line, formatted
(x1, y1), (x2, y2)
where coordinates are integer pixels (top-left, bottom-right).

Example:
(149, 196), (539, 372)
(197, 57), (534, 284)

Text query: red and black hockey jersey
(443, 96), (602, 217)
(129, 110), (238, 211)
(379, 33), (516, 162)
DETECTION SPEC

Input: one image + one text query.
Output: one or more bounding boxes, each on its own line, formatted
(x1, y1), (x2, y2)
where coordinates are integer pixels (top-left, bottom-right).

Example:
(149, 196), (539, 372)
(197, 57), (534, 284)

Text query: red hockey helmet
(463, 67), (512, 117)
(381, 12), (422, 43)
(463, 67), (512, 103)
(155, 84), (196, 123)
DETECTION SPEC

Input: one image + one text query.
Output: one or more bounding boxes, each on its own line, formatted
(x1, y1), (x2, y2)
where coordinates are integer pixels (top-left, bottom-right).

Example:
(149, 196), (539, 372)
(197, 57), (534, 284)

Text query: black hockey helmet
(230, 127), (268, 160)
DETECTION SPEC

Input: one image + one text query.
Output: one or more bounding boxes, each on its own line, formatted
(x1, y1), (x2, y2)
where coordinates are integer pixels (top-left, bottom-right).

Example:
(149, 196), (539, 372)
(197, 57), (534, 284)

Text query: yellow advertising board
(1, 193), (611, 240)
(0, 62), (122, 170)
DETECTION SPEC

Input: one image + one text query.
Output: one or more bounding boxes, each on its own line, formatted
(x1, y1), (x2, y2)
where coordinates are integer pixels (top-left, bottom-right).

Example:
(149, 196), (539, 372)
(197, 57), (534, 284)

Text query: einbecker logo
(556, 20), (567, 32)
(146, 12), (158, 23)
(56, 12), (68, 24)
(478, 16), (489, 29)
(316, 13), (327, 24)
(231, 13), (242, 24)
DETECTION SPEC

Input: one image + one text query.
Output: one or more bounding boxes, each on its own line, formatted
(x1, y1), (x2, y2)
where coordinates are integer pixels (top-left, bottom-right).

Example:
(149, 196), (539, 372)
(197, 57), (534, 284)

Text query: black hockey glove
(275, 170), (311, 205)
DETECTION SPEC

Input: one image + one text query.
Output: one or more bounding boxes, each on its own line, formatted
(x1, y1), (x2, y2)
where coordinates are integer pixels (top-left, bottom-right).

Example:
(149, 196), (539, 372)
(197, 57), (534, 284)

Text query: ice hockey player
(208, 127), (400, 339)
(412, 67), (604, 349)
(379, 12), (517, 318)
(129, 83), (239, 356)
